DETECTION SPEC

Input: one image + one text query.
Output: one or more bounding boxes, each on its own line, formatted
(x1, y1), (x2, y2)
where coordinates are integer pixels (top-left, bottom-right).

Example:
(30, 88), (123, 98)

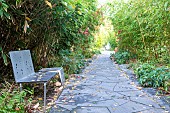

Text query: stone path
(50, 51), (170, 113)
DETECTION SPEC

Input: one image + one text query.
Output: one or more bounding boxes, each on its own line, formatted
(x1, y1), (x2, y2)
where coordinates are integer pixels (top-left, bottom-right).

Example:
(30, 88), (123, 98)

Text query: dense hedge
(0, 0), (103, 82)
(109, 0), (170, 64)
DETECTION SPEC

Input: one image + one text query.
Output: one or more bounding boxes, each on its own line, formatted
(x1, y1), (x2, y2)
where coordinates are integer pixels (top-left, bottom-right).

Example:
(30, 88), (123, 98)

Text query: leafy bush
(0, 83), (32, 113)
(108, 32), (117, 50)
(135, 63), (170, 91)
(0, 0), (103, 82)
(48, 49), (86, 74)
(135, 63), (155, 78)
(112, 51), (130, 64)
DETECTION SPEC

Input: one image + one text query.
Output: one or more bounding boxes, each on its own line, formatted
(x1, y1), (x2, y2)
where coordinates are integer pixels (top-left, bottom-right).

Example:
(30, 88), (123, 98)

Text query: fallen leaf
(47, 102), (53, 106)
(45, 0), (52, 9)
(61, 99), (66, 102)
(69, 100), (75, 103)
(33, 103), (39, 109)
(25, 17), (31, 21)
(55, 75), (59, 79)
(15, 107), (20, 111)
(112, 107), (116, 110)
(55, 82), (61, 86)
(38, 98), (43, 101)
(130, 82), (135, 85)
(24, 20), (29, 33)
(136, 87), (142, 90)
(38, 107), (42, 110)
(59, 86), (63, 91)
(32, 100), (37, 104)
(161, 106), (165, 109)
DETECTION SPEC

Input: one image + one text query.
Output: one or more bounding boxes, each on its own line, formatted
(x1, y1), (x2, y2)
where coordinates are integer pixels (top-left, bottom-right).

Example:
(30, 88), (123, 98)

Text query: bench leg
(58, 68), (65, 85)
(44, 82), (47, 113)
(19, 83), (22, 91)
(19, 83), (23, 102)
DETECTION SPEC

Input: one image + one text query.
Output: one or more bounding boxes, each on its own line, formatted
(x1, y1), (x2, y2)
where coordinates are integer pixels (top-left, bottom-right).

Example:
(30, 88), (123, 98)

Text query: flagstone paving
(50, 51), (170, 113)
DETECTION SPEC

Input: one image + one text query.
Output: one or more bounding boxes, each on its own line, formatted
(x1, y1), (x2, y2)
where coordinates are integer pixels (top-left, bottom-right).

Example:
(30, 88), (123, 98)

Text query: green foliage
(135, 63), (170, 91)
(0, 83), (32, 113)
(108, 0), (170, 92)
(135, 63), (155, 78)
(0, 0), (103, 82)
(0, 0), (10, 19)
(0, 45), (8, 66)
(64, 73), (69, 79)
(108, 32), (117, 50)
(112, 51), (130, 64)
(108, 0), (170, 64)
(60, 49), (86, 74)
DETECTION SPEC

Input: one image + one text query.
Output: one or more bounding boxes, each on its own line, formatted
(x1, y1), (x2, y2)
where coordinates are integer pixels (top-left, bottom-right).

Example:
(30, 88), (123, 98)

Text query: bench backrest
(9, 50), (35, 83)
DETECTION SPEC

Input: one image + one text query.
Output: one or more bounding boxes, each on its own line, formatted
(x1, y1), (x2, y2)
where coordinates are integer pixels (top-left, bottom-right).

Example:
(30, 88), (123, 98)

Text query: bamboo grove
(109, 0), (170, 64)
(0, 0), (103, 82)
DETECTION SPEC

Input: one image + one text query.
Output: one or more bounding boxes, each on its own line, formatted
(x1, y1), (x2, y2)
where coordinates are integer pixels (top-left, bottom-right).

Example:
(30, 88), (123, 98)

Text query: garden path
(50, 51), (170, 113)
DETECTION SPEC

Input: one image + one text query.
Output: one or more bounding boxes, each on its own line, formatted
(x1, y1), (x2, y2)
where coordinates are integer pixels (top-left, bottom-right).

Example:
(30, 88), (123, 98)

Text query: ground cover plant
(135, 63), (170, 91)
(111, 51), (130, 64)
(0, 82), (33, 113)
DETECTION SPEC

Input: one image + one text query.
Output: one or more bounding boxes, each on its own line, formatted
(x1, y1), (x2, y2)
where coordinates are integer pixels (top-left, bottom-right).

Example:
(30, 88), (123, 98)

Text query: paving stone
(107, 106), (129, 113)
(137, 108), (169, 113)
(77, 99), (116, 107)
(118, 90), (145, 97)
(71, 106), (111, 113)
(50, 51), (170, 113)
(49, 106), (70, 113)
(114, 81), (139, 92)
(130, 97), (161, 108)
(96, 82), (117, 91)
(113, 98), (130, 106)
(114, 101), (154, 112)
(106, 76), (129, 82)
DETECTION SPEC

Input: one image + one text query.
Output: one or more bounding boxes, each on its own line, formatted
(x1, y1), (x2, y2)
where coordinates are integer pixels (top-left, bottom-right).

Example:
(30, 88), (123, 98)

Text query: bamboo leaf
(0, 45), (2, 51)
(24, 20), (29, 33)
(3, 12), (10, 19)
(2, 53), (8, 66)
(25, 17), (31, 21)
(0, 9), (3, 17)
(45, 0), (52, 9)
(164, 1), (169, 10)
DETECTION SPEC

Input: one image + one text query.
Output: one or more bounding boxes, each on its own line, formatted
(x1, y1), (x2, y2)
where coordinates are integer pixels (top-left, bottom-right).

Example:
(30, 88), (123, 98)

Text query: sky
(98, 0), (109, 6)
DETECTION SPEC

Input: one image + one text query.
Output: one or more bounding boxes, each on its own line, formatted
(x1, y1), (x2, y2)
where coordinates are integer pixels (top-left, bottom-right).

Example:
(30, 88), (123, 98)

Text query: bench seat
(9, 50), (65, 112)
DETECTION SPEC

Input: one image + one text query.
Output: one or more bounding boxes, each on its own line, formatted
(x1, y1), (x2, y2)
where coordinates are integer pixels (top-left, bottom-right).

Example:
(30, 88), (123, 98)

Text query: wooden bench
(9, 50), (65, 112)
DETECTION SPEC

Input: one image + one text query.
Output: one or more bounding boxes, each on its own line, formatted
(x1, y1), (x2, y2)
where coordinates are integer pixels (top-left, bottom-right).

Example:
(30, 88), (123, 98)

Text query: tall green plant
(108, 0), (170, 64)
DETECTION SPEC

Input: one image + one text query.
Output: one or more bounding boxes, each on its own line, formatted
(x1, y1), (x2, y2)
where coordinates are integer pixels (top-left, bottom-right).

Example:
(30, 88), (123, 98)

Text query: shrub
(135, 63), (170, 91)
(0, 83), (32, 113)
(0, 0), (103, 82)
(112, 51), (130, 64)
